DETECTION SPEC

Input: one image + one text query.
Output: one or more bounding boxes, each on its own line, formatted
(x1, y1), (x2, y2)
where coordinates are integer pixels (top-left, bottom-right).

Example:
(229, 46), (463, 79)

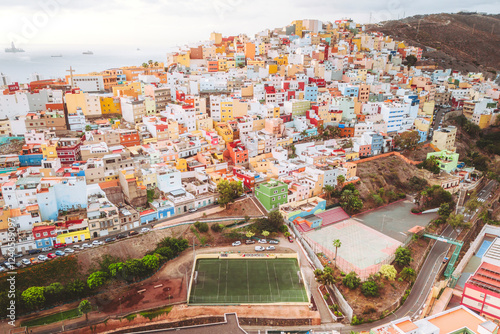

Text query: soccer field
(189, 258), (309, 304)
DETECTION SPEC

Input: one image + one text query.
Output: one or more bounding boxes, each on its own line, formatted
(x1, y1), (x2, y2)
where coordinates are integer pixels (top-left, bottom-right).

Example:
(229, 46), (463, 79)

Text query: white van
(255, 246), (265, 252)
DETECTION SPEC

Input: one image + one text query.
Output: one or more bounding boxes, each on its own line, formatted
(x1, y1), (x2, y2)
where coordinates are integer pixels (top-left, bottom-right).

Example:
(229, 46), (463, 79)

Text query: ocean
(0, 44), (174, 83)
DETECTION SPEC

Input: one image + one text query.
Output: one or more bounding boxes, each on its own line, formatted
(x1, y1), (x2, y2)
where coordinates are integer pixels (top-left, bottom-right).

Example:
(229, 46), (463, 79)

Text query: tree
(45, 282), (64, 303)
(314, 267), (336, 285)
(256, 210), (285, 232)
(245, 231), (255, 239)
(400, 267), (417, 282)
(465, 197), (481, 213)
(342, 272), (361, 289)
(394, 131), (420, 150)
(142, 62), (148, 68)
(262, 230), (270, 237)
(417, 157), (440, 174)
(155, 247), (174, 260)
(340, 190), (363, 214)
(142, 254), (160, 271)
(395, 247), (412, 267)
(405, 55), (418, 68)
(108, 262), (125, 278)
(332, 239), (342, 267)
(438, 202), (452, 219)
(300, 130), (308, 138)
(124, 259), (147, 279)
(78, 299), (92, 321)
(217, 180), (244, 208)
(67, 279), (86, 299)
(336, 175), (345, 190)
(87, 271), (108, 289)
(447, 213), (469, 231)
(323, 185), (335, 200)
(379, 264), (397, 281)
(361, 280), (379, 297)
(21, 287), (45, 310)
(85, 125), (92, 132)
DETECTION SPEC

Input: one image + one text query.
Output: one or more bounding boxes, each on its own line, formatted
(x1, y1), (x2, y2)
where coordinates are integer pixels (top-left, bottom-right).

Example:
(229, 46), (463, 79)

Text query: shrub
(361, 281), (379, 297)
(379, 264), (397, 281)
(351, 315), (363, 325)
(363, 304), (377, 314)
(395, 247), (412, 267)
(87, 271), (108, 289)
(342, 271), (361, 289)
(194, 221), (209, 233)
(278, 224), (289, 233)
(210, 224), (224, 232)
(400, 267), (417, 282)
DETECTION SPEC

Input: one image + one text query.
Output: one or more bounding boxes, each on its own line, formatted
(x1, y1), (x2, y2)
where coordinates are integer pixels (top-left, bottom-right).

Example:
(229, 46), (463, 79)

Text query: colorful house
(255, 180), (288, 211)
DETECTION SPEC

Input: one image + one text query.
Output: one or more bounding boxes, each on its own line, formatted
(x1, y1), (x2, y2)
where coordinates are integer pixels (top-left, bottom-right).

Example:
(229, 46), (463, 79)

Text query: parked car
(92, 240), (103, 246)
(266, 246), (275, 251)
(64, 248), (75, 253)
(0, 267), (5, 272)
(15, 262), (23, 268)
(72, 244), (82, 249)
(47, 253), (56, 259)
(41, 247), (52, 252)
(2, 262), (14, 270)
(53, 243), (65, 249)
(258, 239), (267, 244)
(30, 257), (37, 264)
(55, 250), (65, 256)
(245, 240), (255, 244)
(13, 253), (23, 258)
(37, 255), (48, 262)
(22, 259), (31, 266)
(288, 236), (294, 243)
(105, 237), (116, 243)
(129, 230), (138, 237)
(188, 208), (198, 213)
(140, 227), (150, 233)
(81, 243), (92, 248)
(269, 240), (279, 244)
(232, 241), (241, 246)
(255, 246), (265, 252)
(443, 257), (449, 264)
(116, 234), (127, 240)
(28, 249), (41, 255)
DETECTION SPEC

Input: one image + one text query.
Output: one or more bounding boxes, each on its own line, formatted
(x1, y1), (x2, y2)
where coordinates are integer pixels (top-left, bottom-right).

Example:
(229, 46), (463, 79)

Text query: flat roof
(427, 307), (484, 334)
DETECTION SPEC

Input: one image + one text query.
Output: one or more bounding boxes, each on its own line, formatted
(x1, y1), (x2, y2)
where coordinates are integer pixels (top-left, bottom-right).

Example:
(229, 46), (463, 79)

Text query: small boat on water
(82, 50), (93, 55)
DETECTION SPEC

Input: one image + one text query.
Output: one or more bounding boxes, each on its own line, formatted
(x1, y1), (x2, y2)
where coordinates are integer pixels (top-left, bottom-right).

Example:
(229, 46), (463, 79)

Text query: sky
(1, 0), (498, 50)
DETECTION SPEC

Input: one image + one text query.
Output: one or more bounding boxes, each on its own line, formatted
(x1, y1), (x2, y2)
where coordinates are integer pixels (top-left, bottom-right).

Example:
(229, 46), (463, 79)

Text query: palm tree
(154, 61), (159, 66)
(332, 239), (341, 267)
(142, 62), (148, 68)
(336, 175), (345, 190)
(148, 59), (153, 65)
(323, 185), (335, 200)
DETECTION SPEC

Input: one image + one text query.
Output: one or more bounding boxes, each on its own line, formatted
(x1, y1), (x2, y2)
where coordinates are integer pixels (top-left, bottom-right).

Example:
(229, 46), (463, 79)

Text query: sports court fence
(289, 222), (354, 321)
(189, 293), (309, 304)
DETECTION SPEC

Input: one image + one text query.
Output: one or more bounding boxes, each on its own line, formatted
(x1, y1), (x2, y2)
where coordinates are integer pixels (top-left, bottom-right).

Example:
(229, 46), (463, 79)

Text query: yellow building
(176, 159), (187, 172)
(0, 118), (11, 137)
(100, 97), (121, 114)
(210, 32), (222, 44)
(346, 152), (359, 161)
(432, 126), (457, 151)
(292, 20), (304, 37)
(41, 141), (58, 159)
(274, 55), (288, 66)
(247, 59), (266, 68)
(268, 64), (278, 74)
(56, 228), (90, 244)
(471, 113), (493, 129)
(218, 59), (228, 72)
(112, 81), (144, 97)
(214, 122), (233, 143)
(220, 100), (234, 121)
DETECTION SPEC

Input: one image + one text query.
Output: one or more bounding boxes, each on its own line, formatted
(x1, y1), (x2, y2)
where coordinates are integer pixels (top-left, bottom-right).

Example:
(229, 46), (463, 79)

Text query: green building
(255, 180), (288, 211)
(426, 150), (459, 173)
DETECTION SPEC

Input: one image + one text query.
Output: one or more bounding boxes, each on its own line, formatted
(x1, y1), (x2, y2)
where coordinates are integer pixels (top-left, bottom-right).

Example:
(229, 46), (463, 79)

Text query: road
(477, 180), (498, 203)
(244, 225), (457, 334)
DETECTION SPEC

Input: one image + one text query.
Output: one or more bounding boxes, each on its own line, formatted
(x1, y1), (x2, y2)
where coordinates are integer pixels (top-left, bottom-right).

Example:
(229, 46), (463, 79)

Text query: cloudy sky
(1, 0), (498, 49)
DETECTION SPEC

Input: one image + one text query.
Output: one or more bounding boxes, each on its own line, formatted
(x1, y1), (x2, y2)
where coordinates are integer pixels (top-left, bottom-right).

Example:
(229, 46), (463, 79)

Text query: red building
(33, 225), (57, 248)
(461, 261), (500, 319)
(226, 140), (248, 165)
(119, 130), (141, 147)
(309, 78), (326, 88)
(233, 166), (255, 191)
(56, 137), (82, 163)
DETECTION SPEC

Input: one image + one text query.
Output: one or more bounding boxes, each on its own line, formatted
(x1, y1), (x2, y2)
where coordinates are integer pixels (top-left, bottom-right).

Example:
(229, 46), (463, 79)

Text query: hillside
(367, 12), (500, 74)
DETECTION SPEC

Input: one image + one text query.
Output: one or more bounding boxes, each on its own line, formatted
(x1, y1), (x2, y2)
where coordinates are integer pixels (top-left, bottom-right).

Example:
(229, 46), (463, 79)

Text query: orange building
(118, 130), (141, 147)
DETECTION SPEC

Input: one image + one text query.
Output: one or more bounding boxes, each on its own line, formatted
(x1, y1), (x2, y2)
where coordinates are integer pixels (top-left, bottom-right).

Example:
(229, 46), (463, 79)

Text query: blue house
(19, 154), (43, 167)
(304, 85), (318, 102)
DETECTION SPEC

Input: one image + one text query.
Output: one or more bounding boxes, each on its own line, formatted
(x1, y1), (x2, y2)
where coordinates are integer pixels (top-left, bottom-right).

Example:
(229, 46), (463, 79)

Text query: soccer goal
(297, 271), (303, 284)
(194, 271), (198, 284)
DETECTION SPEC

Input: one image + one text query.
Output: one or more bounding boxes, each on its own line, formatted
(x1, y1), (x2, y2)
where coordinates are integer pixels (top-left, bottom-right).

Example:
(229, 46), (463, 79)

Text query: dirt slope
(368, 12), (500, 73)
